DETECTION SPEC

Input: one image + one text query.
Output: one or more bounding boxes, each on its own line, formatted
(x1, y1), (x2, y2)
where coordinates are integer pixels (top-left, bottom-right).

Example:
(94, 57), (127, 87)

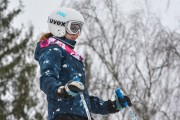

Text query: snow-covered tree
(0, 0), (43, 119)
(64, 0), (180, 120)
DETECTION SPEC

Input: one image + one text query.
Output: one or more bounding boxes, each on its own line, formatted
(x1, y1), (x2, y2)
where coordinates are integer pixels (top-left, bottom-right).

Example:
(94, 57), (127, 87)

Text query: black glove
(107, 96), (132, 113)
(57, 81), (85, 98)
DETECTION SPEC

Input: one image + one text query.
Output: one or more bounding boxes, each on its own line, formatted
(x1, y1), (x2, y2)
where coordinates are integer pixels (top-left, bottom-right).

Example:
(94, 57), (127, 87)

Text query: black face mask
(53, 36), (76, 49)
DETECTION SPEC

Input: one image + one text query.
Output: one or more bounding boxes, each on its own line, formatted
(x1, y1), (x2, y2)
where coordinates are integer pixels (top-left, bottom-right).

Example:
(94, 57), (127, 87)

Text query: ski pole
(80, 92), (92, 120)
(115, 88), (137, 120)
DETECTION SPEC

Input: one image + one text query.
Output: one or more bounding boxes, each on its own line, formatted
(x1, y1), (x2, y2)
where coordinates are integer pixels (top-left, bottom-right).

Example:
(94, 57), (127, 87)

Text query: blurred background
(0, 0), (180, 120)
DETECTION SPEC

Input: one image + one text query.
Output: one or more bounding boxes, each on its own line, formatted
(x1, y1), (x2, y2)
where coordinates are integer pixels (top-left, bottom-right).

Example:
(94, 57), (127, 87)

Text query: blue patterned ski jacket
(34, 37), (109, 120)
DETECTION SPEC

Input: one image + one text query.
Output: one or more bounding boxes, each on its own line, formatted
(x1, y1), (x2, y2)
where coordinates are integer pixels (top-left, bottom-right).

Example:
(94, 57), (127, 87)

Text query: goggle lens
(70, 23), (82, 34)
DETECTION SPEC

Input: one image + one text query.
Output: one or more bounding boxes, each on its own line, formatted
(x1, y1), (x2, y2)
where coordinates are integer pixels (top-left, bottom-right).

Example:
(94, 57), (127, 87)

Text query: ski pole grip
(115, 88), (128, 107)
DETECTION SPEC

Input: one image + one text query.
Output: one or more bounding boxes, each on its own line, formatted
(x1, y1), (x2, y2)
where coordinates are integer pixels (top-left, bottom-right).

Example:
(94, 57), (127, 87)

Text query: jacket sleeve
(89, 96), (109, 115)
(35, 43), (63, 99)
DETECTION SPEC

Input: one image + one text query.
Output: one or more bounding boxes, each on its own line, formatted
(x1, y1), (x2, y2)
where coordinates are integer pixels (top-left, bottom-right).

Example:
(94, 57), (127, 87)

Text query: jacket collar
(53, 36), (76, 49)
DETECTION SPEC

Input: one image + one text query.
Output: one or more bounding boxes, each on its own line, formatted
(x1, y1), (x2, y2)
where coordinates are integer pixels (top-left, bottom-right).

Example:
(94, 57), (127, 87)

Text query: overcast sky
(10, 0), (180, 37)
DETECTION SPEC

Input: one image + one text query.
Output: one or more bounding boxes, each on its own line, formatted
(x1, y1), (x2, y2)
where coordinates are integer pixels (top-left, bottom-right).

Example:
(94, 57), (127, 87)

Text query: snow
(53, 48), (59, 51)
(6, 0), (180, 120)
(43, 60), (49, 64)
(45, 70), (51, 75)
(56, 108), (60, 112)
(63, 64), (67, 68)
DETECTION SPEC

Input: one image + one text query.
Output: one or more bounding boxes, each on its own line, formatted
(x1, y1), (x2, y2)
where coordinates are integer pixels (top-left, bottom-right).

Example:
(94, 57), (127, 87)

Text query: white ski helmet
(48, 7), (85, 37)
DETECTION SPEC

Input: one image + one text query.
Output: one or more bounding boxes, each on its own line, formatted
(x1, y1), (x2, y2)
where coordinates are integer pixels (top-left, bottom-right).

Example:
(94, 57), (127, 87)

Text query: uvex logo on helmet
(48, 17), (66, 26)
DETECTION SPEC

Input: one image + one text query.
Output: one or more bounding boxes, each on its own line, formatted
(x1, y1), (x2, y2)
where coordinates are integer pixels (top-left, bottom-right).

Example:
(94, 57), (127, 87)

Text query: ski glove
(57, 81), (85, 98)
(107, 96), (132, 113)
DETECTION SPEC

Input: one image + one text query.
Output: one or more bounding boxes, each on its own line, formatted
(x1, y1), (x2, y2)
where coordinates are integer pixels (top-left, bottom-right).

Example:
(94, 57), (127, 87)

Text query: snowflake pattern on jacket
(34, 37), (109, 120)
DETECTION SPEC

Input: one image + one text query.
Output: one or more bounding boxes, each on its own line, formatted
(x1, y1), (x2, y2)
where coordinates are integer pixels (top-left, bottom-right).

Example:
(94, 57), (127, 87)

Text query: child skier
(34, 7), (132, 120)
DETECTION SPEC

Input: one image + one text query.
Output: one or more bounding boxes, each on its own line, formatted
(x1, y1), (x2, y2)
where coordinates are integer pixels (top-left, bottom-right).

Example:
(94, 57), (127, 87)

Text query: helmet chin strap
(53, 36), (76, 49)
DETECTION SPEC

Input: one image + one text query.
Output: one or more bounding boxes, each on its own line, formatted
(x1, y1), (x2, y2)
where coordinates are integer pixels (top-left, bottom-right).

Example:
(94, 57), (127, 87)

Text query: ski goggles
(66, 21), (83, 34)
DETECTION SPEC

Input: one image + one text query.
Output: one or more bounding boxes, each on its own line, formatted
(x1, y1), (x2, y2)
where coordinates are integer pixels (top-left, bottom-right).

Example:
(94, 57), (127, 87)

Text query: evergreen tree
(0, 0), (43, 119)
